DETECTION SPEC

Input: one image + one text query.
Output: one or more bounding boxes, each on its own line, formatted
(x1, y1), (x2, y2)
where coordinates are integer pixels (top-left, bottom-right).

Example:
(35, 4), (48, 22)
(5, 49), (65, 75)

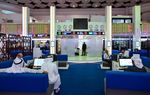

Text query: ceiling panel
(0, 0), (149, 9)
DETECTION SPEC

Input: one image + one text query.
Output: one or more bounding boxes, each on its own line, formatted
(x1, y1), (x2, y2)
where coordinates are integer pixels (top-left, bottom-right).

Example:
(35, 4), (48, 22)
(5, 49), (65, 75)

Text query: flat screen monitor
(34, 58), (45, 67)
(47, 55), (56, 61)
(73, 18), (88, 30)
(119, 59), (133, 67)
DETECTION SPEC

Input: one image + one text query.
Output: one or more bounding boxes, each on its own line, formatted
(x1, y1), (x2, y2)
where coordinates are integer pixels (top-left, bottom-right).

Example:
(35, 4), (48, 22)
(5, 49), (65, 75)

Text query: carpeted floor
(55, 62), (105, 95)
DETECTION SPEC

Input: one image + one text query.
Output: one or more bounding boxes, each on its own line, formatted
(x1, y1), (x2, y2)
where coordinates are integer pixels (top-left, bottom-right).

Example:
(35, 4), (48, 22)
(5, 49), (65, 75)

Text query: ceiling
(0, 0), (150, 9)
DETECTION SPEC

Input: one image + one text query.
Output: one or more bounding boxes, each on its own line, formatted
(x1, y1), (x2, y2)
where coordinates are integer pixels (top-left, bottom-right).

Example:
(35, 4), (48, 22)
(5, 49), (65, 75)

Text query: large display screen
(73, 18), (88, 30)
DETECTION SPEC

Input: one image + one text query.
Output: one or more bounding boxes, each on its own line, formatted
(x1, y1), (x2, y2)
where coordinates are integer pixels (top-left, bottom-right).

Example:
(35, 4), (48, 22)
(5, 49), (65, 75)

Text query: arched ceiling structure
(0, 0), (149, 9)
(0, 0), (150, 22)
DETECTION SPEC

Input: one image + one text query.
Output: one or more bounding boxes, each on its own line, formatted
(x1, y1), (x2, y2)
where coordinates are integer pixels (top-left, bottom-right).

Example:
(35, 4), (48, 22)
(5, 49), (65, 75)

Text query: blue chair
(23, 55), (33, 63)
(106, 71), (150, 92)
(0, 73), (49, 93)
(0, 60), (13, 69)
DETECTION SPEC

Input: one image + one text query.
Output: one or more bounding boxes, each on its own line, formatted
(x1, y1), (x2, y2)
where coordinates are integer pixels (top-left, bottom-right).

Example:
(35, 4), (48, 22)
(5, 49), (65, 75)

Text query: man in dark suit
(82, 42), (87, 56)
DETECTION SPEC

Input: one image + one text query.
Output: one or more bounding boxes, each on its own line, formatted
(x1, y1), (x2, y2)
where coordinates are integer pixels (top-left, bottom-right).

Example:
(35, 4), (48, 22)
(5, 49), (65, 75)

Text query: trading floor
(68, 56), (101, 63)
(0, 0), (150, 95)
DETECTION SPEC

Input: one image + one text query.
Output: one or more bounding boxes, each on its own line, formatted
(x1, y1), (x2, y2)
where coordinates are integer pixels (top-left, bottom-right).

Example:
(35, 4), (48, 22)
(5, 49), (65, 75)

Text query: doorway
(56, 35), (103, 62)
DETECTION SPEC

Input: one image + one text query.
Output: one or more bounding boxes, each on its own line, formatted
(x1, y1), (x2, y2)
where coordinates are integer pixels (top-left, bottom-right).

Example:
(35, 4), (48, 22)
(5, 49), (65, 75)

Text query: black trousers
(75, 52), (79, 56)
(124, 66), (146, 72)
(103, 59), (112, 70)
(82, 50), (86, 56)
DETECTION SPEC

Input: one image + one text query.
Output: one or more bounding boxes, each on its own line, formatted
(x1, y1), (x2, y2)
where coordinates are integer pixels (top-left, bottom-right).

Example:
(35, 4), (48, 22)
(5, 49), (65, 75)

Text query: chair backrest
(0, 73), (49, 92)
(57, 54), (68, 61)
(23, 55), (33, 63)
(106, 71), (150, 92)
(0, 60), (13, 69)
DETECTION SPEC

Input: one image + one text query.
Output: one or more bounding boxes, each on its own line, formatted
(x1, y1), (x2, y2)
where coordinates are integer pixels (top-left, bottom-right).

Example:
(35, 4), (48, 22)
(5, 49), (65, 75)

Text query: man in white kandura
(41, 58), (61, 93)
(131, 54), (144, 69)
(0, 53), (43, 73)
(125, 54), (146, 72)
(0, 53), (61, 93)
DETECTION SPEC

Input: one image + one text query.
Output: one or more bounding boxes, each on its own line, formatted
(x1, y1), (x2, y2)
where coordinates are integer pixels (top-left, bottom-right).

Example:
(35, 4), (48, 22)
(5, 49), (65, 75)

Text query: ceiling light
(72, 4), (75, 7)
(1, 10), (15, 14)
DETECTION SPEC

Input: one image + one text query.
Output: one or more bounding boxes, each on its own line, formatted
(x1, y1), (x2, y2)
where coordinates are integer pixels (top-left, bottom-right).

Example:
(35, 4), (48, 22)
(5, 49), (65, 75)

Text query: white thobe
(0, 58), (43, 73)
(103, 52), (110, 60)
(131, 54), (144, 69)
(41, 61), (61, 89)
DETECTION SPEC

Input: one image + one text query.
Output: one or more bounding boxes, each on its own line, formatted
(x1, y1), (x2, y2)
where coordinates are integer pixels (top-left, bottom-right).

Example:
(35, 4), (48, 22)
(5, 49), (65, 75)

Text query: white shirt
(103, 52), (110, 60)
(0, 57), (43, 73)
(12, 57), (26, 68)
(41, 59), (60, 84)
(131, 54), (144, 69)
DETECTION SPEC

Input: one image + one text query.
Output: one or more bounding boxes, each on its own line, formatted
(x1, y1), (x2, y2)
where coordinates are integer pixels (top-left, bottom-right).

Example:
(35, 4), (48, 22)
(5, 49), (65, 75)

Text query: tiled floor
(68, 56), (102, 63)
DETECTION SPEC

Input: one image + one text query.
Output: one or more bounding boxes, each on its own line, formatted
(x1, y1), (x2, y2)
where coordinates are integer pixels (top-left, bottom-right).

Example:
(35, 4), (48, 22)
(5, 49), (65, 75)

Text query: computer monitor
(34, 58), (45, 67)
(47, 54), (57, 62)
(119, 59), (133, 67)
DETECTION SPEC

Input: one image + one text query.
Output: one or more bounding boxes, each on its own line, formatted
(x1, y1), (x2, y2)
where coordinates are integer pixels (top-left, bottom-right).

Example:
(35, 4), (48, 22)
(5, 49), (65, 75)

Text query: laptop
(33, 58), (45, 68)
(119, 59), (133, 67)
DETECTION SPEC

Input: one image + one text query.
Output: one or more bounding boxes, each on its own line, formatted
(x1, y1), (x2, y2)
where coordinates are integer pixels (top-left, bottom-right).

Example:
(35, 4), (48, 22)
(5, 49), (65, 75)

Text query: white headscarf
(131, 54), (143, 68)
(41, 58), (61, 89)
(41, 58), (59, 84)
(12, 57), (25, 68)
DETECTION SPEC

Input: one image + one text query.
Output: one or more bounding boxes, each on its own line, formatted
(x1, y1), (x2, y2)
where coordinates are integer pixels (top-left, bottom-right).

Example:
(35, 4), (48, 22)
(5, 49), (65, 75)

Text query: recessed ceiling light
(1, 10), (15, 14)
(72, 4), (76, 7)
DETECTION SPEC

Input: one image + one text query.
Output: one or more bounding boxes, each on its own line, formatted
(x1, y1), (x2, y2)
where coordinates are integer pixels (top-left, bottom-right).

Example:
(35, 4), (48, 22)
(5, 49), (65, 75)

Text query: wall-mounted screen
(73, 18), (88, 30)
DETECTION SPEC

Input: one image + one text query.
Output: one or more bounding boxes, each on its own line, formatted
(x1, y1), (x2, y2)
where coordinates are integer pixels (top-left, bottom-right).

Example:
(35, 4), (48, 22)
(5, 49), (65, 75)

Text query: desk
(112, 61), (127, 71)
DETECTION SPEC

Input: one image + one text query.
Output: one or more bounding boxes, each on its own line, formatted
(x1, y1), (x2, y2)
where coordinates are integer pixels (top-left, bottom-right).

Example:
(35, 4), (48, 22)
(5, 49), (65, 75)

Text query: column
(105, 6), (112, 54)
(132, 5), (141, 50)
(22, 7), (29, 36)
(50, 6), (56, 54)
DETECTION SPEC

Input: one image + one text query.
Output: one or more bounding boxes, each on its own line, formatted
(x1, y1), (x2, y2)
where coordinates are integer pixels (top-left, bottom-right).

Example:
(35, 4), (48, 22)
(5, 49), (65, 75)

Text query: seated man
(75, 48), (80, 56)
(125, 54), (146, 72)
(0, 53), (44, 73)
(0, 53), (59, 95)
(118, 48), (129, 59)
(102, 48), (112, 69)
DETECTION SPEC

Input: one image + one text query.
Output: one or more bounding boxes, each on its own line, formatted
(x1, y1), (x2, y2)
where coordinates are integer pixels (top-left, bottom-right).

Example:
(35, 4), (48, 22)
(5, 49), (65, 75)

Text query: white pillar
(132, 5), (141, 50)
(22, 7), (29, 36)
(105, 6), (112, 55)
(50, 6), (56, 54)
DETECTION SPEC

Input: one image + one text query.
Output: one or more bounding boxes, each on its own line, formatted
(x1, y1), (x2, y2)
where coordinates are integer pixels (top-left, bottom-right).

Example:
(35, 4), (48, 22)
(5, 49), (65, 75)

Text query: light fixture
(1, 10), (15, 14)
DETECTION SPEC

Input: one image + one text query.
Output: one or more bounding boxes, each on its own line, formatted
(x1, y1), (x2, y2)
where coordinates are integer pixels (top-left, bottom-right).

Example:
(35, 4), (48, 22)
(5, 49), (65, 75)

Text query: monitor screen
(119, 59), (133, 66)
(73, 18), (88, 30)
(34, 59), (45, 67)
(47, 55), (56, 61)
